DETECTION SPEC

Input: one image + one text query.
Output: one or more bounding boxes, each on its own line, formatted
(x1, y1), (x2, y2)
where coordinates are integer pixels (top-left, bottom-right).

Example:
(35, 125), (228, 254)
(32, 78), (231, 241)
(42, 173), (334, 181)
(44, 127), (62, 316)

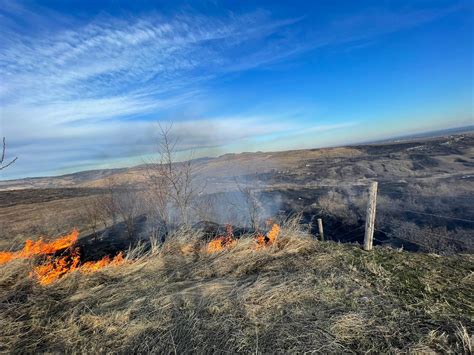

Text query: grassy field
(1, 222), (472, 353)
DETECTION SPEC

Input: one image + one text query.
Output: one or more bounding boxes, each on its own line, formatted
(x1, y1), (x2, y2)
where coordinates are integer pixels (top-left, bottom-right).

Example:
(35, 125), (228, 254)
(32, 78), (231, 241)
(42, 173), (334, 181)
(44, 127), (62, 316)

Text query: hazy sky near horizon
(0, 0), (473, 179)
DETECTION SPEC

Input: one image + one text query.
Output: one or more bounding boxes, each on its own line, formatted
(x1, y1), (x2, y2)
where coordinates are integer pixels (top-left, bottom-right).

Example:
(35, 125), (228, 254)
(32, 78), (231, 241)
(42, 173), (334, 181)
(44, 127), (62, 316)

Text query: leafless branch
(0, 137), (17, 170)
(233, 177), (263, 231)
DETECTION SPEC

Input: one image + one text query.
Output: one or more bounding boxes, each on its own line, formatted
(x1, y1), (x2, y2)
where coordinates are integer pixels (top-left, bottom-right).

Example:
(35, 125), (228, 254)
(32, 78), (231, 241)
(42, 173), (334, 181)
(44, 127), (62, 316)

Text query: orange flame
(30, 248), (81, 285)
(31, 250), (125, 285)
(207, 236), (236, 253)
(267, 224), (280, 244)
(207, 224), (236, 253)
(255, 224), (280, 249)
(81, 252), (125, 273)
(0, 229), (79, 265)
(0, 229), (126, 285)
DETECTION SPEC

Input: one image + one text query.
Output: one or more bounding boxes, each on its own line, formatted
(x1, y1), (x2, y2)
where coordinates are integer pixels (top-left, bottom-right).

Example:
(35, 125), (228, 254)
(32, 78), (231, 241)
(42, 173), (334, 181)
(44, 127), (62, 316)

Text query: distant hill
(1, 129), (473, 191)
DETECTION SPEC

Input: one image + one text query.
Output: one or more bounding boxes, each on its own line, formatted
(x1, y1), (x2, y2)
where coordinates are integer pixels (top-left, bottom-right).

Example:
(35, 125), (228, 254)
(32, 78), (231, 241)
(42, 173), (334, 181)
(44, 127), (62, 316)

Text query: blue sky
(0, 0), (472, 179)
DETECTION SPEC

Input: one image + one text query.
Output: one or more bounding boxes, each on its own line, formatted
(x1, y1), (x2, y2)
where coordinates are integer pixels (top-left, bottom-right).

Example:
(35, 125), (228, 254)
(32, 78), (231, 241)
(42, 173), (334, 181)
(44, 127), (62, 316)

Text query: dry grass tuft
(330, 312), (372, 341)
(456, 323), (473, 354)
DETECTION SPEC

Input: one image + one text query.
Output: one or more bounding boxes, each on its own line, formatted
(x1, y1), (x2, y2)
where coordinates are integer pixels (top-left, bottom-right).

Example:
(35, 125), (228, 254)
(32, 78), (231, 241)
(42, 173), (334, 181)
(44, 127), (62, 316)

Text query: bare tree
(237, 184), (263, 231)
(114, 187), (142, 239)
(100, 177), (142, 238)
(233, 178), (264, 231)
(0, 137), (17, 170)
(145, 124), (202, 229)
(80, 197), (109, 236)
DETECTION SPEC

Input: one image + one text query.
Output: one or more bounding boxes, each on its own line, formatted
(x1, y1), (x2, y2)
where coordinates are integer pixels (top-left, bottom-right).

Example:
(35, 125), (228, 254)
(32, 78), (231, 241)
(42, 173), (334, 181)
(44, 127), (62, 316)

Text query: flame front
(81, 252), (125, 273)
(255, 224), (280, 248)
(207, 236), (236, 253)
(31, 250), (125, 285)
(207, 224), (236, 253)
(0, 229), (125, 285)
(31, 248), (81, 285)
(1, 222), (282, 285)
(0, 229), (79, 265)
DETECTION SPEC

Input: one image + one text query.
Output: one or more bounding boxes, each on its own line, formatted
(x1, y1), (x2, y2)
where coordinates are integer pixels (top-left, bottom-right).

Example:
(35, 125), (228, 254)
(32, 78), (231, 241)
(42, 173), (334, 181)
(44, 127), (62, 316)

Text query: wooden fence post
(317, 218), (324, 241)
(363, 181), (378, 251)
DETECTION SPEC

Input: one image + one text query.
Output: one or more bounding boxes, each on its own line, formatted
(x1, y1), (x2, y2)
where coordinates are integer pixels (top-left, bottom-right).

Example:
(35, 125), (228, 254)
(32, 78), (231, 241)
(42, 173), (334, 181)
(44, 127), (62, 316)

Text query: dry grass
(0, 221), (473, 353)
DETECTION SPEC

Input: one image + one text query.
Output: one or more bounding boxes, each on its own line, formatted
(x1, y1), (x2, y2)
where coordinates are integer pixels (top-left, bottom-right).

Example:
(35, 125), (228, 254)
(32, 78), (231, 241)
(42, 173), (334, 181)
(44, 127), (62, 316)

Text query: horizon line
(1, 124), (473, 183)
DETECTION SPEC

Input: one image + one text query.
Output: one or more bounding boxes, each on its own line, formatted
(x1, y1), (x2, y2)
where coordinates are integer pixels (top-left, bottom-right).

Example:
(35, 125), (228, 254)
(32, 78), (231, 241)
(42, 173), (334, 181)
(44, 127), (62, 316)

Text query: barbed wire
(375, 220), (474, 245)
(331, 225), (365, 241)
(385, 208), (474, 223)
(303, 181), (473, 250)
(379, 190), (474, 201)
(374, 227), (432, 249)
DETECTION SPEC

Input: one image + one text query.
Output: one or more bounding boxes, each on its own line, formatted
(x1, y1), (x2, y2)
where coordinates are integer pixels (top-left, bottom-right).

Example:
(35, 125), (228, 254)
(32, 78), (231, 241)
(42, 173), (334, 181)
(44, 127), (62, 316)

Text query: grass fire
(0, 229), (79, 265)
(1, 133), (473, 353)
(207, 224), (236, 253)
(2, 222), (284, 286)
(255, 223), (281, 248)
(1, 132), (473, 353)
(206, 223), (281, 253)
(1, 218), (472, 353)
(0, 230), (125, 285)
(1, 1), (473, 350)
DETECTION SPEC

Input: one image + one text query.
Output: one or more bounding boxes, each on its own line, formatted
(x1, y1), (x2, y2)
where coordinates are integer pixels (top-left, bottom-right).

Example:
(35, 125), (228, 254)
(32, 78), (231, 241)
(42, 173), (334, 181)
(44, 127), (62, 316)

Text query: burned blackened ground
(191, 221), (252, 241)
(272, 182), (473, 253)
(258, 188), (419, 251)
(210, 174), (473, 253)
(73, 216), (149, 262)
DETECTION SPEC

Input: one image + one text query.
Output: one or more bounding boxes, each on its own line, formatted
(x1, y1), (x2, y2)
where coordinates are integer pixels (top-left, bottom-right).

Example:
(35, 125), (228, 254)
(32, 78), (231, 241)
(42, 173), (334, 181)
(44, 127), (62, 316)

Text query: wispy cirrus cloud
(0, 10), (302, 104)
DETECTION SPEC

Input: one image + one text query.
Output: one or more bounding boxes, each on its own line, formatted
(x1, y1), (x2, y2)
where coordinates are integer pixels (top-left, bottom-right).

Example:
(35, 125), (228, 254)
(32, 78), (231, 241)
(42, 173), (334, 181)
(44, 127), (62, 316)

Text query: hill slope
(1, 227), (472, 353)
(1, 132), (473, 191)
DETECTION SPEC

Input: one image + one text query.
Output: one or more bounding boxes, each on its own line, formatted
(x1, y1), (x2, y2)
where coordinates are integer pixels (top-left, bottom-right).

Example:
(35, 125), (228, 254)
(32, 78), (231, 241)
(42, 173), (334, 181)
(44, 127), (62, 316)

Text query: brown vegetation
(0, 133), (473, 352)
(0, 220), (472, 353)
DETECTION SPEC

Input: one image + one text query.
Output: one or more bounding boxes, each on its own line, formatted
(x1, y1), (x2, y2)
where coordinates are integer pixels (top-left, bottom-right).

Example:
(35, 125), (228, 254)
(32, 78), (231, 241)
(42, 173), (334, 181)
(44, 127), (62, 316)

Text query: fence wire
(319, 183), (474, 252)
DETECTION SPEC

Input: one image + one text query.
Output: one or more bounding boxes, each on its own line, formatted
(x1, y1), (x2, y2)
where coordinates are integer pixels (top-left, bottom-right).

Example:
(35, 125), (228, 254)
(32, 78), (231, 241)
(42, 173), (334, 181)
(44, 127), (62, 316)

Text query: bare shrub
(82, 178), (143, 239)
(80, 196), (109, 236)
(113, 186), (142, 239)
(192, 194), (232, 224)
(235, 182), (264, 231)
(144, 124), (203, 231)
(318, 190), (359, 225)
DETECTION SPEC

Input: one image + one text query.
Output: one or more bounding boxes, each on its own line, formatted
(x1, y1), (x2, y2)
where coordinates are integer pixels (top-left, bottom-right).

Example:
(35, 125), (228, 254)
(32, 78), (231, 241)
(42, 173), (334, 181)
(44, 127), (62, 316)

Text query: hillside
(1, 132), (473, 191)
(1, 132), (473, 254)
(1, 225), (472, 353)
(1, 134), (473, 352)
